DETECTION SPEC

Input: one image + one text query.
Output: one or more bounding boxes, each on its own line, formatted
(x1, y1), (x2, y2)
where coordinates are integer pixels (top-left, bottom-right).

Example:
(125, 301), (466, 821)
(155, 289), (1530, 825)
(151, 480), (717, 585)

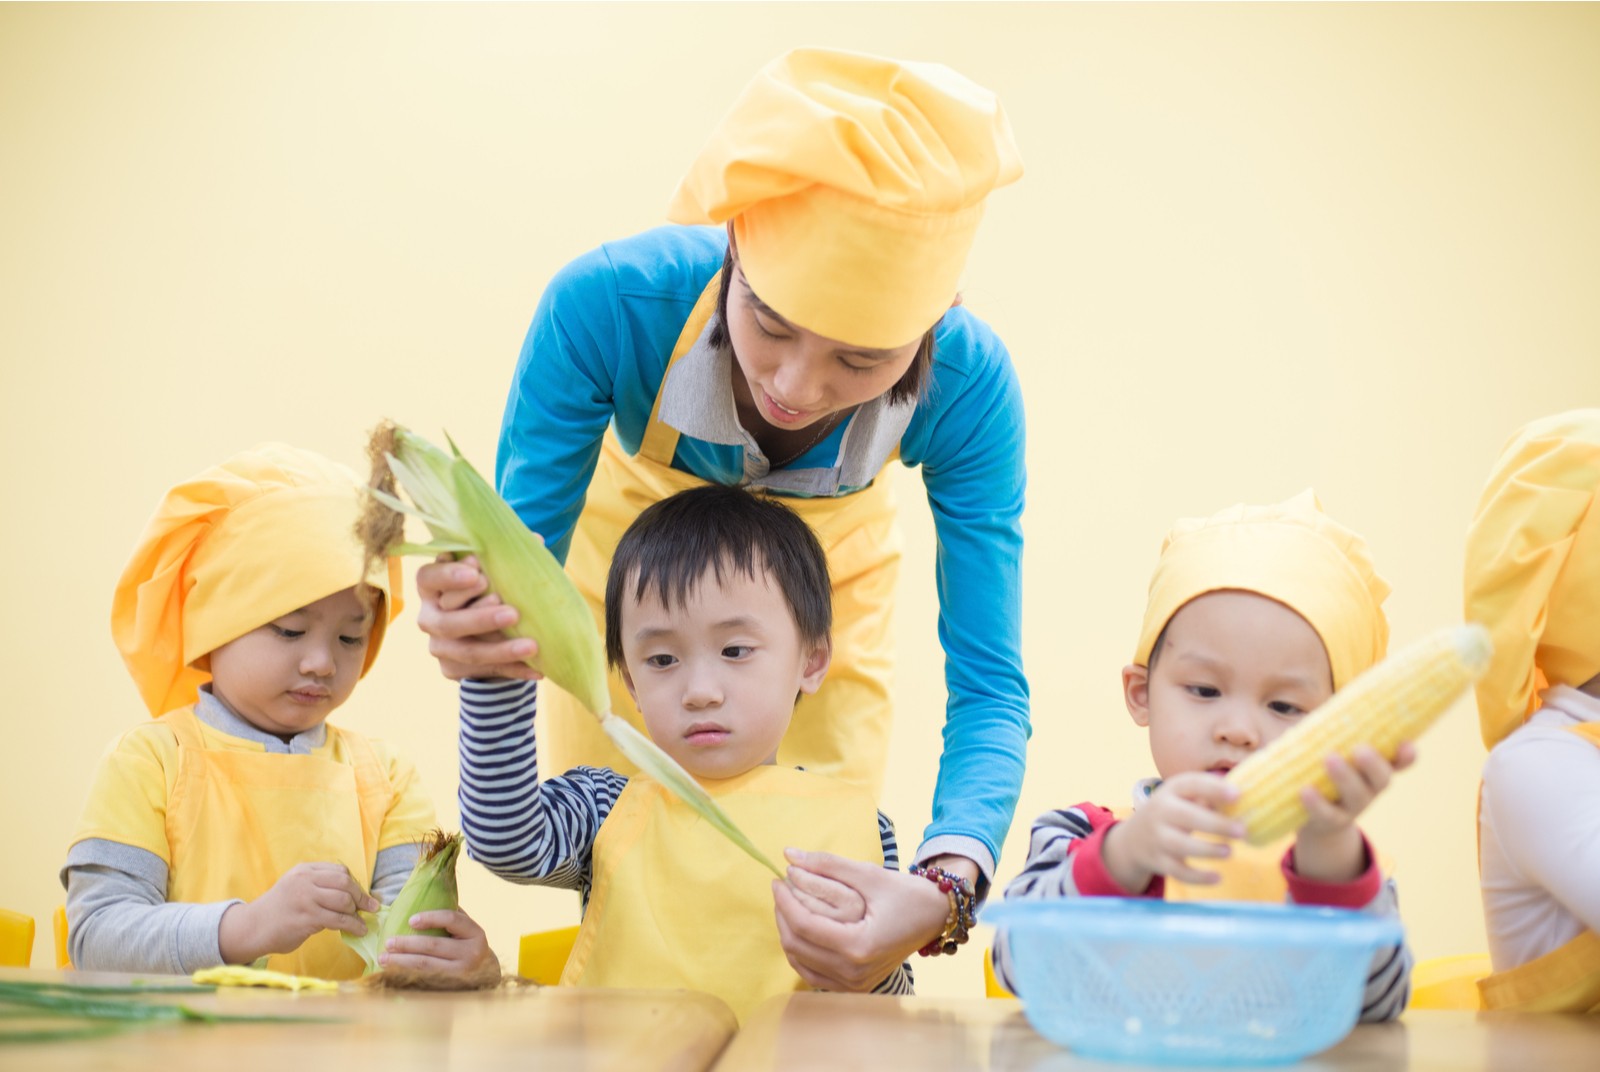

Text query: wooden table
(717, 993), (1600, 1071)
(0, 968), (737, 1072)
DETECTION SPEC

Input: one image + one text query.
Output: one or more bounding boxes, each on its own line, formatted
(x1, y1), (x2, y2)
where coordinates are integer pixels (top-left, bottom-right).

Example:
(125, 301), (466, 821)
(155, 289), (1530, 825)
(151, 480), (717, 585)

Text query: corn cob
(361, 422), (784, 878)
(342, 830), (462, 975)
(1223, 623), (1492, 845)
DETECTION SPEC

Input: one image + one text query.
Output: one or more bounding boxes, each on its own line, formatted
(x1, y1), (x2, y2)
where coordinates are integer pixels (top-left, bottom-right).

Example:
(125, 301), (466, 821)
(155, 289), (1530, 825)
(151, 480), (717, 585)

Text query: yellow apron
(1479, 721), (1600, 1012)
(560, 764), (883, 1022)
(163, 707), (392, 979)
(541, 278), (903, 794)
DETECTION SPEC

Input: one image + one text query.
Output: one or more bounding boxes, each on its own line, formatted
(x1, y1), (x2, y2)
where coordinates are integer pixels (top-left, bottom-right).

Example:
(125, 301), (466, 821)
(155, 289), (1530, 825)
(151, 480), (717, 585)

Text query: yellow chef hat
(111, 444), (403, 717)
(1464, 409), (1600, 749)
(668, 47), (1023, 350)
(1134, 490), (1391, 691)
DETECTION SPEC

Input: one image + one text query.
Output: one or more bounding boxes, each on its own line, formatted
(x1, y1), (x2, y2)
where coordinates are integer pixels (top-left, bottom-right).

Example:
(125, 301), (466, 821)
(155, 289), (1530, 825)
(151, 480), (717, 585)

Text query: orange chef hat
(111, 444), (403, 717)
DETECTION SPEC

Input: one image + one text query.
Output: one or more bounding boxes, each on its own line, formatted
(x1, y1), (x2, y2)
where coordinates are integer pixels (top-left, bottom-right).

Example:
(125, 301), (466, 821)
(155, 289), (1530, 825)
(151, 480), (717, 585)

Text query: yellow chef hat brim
(668, 47), (1023, 349)
(111, 444), (402, 718)
(1464, 409), (1600, 749)
(1134, 491), (1391, 691)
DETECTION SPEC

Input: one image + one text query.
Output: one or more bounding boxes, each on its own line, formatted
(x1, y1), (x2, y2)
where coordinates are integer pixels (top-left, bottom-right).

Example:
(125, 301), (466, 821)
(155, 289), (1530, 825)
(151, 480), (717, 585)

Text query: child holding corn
(62, 445), (498, 982)
(454, 484), (917, 1021)
(1468, 409), (1600, 1013)
(991, 491), (1415, 1021)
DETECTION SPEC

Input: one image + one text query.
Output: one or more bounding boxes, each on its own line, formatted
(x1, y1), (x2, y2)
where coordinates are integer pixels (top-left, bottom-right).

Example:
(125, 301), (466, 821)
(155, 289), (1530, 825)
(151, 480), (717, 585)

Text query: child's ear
(1123, 664), (1152, 728)
(798, 638), (832, 695)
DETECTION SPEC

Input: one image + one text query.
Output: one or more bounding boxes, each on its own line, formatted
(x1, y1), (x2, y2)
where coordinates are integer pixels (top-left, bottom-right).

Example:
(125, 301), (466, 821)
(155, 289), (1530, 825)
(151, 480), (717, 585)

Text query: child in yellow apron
(1467, 409), (1600, 1013)
(63, 444), (497, 982)
(991, 492), (1415, 1021)
(455, 484), (911, 1022)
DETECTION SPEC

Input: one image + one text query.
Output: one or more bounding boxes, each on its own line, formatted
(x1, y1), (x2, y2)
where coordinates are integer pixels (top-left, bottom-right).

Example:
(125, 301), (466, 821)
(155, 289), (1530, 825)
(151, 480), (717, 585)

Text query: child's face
(207, 586), (373, 740)
(618, 565), (830, 781)
(1123, 590), (1334, 779)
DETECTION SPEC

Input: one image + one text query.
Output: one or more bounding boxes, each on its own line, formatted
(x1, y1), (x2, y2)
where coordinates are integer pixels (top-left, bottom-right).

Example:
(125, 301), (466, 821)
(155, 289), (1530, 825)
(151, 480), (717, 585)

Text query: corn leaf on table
(0, 968), (736, 1072)
(717, 993), (1600, 1071)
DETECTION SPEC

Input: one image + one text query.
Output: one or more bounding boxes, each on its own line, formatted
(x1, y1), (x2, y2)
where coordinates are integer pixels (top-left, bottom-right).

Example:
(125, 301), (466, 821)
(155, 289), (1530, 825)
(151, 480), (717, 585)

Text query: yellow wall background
(3, 4), (1597, 998)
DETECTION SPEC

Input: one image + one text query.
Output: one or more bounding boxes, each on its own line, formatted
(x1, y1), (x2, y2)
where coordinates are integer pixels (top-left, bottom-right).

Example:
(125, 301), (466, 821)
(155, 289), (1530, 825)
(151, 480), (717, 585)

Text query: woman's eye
(752, 313), (789, 340)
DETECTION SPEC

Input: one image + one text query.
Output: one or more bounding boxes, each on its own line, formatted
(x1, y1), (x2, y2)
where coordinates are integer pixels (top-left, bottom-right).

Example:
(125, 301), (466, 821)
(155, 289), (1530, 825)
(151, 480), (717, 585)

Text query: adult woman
(422, 47), (1028, 988)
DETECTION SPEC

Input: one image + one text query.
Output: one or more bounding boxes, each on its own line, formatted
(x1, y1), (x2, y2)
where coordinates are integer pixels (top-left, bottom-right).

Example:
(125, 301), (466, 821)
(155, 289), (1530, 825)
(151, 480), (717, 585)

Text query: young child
(992, 491), (1414, 1021)
(454, 484), (912, 1020)
(1467, 409), (1600, 1012)
(64, 444), (498, 982)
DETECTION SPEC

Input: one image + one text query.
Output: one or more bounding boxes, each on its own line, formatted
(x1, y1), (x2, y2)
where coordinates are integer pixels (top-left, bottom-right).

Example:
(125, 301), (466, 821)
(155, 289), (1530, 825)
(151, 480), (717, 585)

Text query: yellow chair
(517, 925), (580, 985)
(53, 905), (72, 969)
(0, 908), (36, 968)
(1408, 952), (1492, 1011)
(983, 945), (1015, 999)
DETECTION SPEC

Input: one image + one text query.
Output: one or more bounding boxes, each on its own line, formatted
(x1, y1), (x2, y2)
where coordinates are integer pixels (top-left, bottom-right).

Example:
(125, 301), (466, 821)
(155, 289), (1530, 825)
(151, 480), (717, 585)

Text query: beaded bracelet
(909, 863), (976, 957)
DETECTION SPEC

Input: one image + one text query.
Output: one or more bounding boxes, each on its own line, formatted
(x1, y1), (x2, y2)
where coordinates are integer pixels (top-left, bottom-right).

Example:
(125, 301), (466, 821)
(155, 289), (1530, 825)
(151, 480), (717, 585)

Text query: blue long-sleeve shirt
(495, 225), (1030, 873)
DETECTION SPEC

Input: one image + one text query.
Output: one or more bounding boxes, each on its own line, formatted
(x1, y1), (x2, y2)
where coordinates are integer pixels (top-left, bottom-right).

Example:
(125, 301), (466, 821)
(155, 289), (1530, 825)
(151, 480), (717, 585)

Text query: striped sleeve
(1353, 878), (1413, 1022)
(457, 679), (628, 902)
(870, 810), (915, 996)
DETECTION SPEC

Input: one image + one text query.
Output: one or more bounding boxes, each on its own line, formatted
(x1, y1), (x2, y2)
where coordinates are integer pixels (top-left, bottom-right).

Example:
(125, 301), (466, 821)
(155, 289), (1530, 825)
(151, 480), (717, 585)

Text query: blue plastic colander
(984, 898), (1404, 1066)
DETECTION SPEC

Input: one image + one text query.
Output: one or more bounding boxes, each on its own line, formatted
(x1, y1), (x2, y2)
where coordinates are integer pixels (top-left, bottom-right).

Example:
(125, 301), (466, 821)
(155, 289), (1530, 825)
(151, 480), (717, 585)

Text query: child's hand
(1102, 773), (1245, 893)
(1292, 742), (1417, 883)
(218, 863), (378, 966)
(416, 554), (543, 682)
(378, 908), (501, 983)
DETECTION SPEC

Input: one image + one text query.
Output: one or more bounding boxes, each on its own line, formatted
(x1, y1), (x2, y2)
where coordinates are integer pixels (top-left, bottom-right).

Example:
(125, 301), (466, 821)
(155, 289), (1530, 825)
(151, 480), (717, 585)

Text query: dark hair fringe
(604, 484), (832, 667)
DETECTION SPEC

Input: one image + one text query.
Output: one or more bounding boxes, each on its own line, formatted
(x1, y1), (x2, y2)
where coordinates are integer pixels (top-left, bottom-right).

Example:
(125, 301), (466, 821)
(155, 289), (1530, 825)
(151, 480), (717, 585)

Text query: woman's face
(724, 262), (921, 432)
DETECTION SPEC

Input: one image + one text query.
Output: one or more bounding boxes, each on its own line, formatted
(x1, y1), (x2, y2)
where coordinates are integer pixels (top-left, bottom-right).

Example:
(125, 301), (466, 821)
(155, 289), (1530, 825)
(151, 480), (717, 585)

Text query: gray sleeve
(372, 843), (423, 904)
(63, 838), (237, 974)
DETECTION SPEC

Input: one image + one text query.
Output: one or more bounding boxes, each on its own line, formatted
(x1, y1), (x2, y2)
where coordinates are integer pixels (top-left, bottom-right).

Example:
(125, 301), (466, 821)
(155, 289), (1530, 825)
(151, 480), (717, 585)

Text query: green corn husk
(0, 979), (333, 1045)
(341, 829), (462, 975)
(362, 422), (783, 879)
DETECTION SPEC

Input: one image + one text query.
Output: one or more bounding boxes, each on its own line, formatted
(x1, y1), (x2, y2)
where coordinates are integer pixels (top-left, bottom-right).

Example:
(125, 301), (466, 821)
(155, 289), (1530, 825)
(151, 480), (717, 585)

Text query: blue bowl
(984, 898), (1403, 1066)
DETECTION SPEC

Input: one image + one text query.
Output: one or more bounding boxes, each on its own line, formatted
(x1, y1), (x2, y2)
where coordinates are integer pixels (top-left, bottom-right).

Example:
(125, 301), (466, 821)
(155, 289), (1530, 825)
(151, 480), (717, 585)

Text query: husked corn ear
(1223, 624), (1492, 845)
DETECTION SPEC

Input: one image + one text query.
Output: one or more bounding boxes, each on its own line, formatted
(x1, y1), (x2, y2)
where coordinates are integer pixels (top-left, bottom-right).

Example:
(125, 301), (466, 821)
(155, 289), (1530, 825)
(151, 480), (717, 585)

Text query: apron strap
(638, 275), (722, 466)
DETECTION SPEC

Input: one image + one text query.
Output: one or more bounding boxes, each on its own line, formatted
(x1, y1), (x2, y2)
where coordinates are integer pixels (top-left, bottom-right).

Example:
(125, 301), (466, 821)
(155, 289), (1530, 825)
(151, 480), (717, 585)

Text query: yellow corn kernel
(1223, 624), (1492, 845)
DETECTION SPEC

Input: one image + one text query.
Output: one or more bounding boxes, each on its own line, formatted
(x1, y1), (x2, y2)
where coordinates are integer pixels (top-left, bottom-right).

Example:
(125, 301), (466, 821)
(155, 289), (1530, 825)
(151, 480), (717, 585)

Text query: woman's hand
(1101, 772), (1244, 892)
(1292, 742), (1417, 883)
(771, 849), (951, 992)
(218, 863), (378, 965)
(378, 908), (501, 984)
(416, 555), (542, 681)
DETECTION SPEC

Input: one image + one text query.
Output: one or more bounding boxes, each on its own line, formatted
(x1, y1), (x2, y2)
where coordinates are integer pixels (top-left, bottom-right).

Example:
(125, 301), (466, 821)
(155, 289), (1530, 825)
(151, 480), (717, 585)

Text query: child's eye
(837, 356), (876, 375)
(721, 645), (754, 659)
(1185, 685), (1220, 699)
(270, 625), (305, 640)
(644, 654), (677, 669)
(1268, 701), (1306, 717)
(339, 634), (368, 648)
